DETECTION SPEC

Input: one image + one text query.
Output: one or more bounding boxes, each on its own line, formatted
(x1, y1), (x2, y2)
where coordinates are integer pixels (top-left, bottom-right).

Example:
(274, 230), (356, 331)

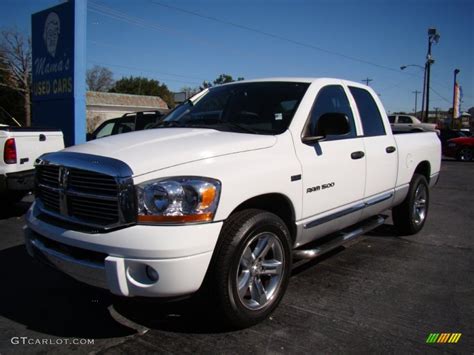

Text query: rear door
(348, 86), (397, 217)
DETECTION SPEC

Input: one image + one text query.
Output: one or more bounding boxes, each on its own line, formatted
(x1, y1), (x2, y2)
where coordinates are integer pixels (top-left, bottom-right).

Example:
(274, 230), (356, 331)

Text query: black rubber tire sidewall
(392, 174), (429, 235)
(457, 148), (473, 161)
(212, 209), (292, 328)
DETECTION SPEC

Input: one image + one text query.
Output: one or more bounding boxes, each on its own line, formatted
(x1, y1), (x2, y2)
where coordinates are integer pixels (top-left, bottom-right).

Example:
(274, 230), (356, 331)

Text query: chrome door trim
(303, 191), (393, 229)
(304, 202), (365, 229)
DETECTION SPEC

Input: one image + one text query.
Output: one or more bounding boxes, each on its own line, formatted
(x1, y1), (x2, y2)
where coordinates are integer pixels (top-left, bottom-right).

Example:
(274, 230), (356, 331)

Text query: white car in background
(388, 114), (439, 134)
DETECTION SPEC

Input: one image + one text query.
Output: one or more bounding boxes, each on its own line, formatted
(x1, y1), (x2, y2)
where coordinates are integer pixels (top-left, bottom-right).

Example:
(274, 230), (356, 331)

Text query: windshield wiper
(182, 118), (259, 134)
(153, 120), (185, 128)
(218, 122), (259, 134)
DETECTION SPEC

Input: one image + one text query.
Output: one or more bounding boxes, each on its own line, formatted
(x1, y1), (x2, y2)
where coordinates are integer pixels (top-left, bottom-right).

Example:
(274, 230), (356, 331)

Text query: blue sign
(31, 0), (87, 146)
(32, 3), (74, 100)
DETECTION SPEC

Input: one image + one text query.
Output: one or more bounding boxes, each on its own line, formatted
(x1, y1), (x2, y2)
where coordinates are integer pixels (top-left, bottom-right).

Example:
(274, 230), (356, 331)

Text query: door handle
(351, 151), (365, 160)
(386, 146), (396, 153)
(39, 134), (46, 141)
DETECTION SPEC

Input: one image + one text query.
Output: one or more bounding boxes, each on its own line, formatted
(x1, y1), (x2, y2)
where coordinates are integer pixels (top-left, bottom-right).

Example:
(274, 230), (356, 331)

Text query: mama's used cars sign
(32, 3), (74, 100)
(31, 0), (86, 147)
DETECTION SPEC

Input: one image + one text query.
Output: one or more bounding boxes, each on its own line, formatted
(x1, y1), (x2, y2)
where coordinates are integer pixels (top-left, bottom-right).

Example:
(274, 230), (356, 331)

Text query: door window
(307, 85), (357, 139)
(349, 87), (386, 136)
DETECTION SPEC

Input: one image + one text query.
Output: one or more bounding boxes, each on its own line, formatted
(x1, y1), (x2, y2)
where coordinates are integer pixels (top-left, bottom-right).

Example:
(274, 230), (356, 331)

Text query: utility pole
(362, 78), (373, 86)
(412, 90), (421, 116)
(423, 28), (440, 122)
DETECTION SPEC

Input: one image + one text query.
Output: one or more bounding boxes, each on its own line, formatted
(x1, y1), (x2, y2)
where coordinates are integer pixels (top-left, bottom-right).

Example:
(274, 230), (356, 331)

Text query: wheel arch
(228, 193), (297, 244)
(414, 160), (431, 182)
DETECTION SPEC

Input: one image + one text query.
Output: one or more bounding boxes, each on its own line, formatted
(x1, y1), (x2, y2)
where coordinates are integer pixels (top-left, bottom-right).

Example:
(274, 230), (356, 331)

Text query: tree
(213, 74), (234, 85)
(212, 74), (245, 86)
(110, 76), (175, 108)
(0, 29), (32, 126)
(86, 65), (114, 92)
(200, 80), (212, 90)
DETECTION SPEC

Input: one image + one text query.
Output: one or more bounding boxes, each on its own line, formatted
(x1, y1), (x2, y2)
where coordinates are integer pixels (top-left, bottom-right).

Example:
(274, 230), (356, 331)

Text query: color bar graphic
(426, 333), (462, 344)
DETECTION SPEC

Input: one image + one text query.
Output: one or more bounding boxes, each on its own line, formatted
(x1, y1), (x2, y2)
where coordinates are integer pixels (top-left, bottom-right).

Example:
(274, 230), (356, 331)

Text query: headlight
(136, 177), (221, 224)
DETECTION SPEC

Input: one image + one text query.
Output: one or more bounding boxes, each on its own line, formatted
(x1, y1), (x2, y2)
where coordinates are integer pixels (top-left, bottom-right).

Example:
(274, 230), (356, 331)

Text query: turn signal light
(4, 138), (17, 164)
(137, 212), (214, 224)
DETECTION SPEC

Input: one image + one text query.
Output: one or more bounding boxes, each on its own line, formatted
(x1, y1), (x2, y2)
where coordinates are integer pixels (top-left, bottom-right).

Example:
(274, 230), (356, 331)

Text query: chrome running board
(292, 215), (386, 268)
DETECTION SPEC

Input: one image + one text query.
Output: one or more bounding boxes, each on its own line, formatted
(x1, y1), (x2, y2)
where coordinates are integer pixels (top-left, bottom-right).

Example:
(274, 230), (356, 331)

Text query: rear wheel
(208, 209), (292, 328)
(392, 174), (429, 235)
(457, 147), (473, 161)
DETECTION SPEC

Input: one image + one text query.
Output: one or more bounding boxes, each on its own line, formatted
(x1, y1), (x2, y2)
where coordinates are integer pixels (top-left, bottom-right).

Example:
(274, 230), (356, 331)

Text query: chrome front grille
(68, 168), (118, 196)
(38, 187), (60, 213)
(35, 152), (136, 231)
(37, 165), (60, 188)
(69, 195), (118, 223)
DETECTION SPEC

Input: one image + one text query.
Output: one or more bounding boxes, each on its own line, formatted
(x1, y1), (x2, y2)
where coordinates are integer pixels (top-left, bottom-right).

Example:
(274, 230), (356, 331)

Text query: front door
(294, 85), (366, 245)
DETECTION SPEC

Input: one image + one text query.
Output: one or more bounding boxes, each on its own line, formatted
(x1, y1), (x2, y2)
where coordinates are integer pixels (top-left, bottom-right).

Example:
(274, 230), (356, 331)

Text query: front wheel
(457, 147), (473, 161)
(392, 174), (429, 235)
(209, 209), (292, 328)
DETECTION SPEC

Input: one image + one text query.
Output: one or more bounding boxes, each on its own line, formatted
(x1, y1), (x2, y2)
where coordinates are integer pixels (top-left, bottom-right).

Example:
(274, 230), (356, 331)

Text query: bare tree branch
(0, 28), (32, 125)
(86, 65), (115, 92)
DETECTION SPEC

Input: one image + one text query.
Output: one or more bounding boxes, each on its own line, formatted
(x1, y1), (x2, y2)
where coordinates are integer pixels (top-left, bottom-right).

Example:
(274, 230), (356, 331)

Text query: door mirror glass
(315, 112), (350, 137)
(302, 113), (350, 144)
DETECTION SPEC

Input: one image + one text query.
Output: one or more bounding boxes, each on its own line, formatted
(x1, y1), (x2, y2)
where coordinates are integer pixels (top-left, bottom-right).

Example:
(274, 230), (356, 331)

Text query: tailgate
(3, 130), (64, 174)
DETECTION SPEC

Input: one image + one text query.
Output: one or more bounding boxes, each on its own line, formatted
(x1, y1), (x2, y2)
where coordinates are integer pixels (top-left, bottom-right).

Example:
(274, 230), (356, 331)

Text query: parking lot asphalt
(0, 159), (472, 354)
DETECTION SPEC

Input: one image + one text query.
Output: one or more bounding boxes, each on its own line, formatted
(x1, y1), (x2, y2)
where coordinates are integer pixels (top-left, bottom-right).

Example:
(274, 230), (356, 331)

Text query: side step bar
(292, 215), (386, 268)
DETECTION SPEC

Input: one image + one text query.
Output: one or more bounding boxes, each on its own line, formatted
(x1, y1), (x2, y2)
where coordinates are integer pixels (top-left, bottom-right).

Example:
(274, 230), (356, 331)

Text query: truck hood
(64, 128), (277, 176)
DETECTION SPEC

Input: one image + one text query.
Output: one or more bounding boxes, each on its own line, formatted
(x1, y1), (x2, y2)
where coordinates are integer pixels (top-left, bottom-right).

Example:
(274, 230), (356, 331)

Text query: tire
(457, 147), (473, 161)
(392, 174), (429, 235)
(208, 209), (292, 328)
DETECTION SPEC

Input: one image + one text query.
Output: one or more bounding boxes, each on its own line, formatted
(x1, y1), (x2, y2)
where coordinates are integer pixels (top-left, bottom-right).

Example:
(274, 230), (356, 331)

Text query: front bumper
(25, 202), (223, 297)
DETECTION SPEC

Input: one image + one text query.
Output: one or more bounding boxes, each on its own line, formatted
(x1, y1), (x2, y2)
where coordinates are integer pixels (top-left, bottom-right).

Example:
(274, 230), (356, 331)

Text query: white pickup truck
(0, 127), (64, 203)
(25, 78), (441, 327)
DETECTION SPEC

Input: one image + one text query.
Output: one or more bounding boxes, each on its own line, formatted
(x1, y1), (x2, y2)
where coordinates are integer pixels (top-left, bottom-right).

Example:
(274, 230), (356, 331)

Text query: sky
(1, 0), (473, 114)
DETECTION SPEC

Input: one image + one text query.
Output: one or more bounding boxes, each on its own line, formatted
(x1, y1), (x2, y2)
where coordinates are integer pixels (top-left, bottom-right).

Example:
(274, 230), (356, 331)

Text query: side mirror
(302, 112), (350, 144)
(86, 133), (93, 141)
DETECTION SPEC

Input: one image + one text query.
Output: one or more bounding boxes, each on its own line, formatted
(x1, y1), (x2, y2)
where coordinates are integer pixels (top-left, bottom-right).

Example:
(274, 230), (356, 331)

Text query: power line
(150, 0), (404, 74)
(88, 57), (205, 83)
(150, 1), (460, 99)
(430, 87), (451, 104)
(88, 2), (256, 60)
(89, 1), (457, 106)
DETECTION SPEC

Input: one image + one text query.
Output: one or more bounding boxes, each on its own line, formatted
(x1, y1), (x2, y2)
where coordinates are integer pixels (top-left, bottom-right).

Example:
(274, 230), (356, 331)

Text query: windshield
(158, 82), (309, 135)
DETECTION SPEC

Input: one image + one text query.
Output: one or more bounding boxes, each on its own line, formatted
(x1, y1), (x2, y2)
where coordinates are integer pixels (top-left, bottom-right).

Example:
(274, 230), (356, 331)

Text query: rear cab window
(349, 87), (386, 136)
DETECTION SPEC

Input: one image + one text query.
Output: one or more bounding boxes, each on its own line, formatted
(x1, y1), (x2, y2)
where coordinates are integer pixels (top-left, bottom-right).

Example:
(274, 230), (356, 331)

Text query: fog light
(146, 265), (159, 282)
